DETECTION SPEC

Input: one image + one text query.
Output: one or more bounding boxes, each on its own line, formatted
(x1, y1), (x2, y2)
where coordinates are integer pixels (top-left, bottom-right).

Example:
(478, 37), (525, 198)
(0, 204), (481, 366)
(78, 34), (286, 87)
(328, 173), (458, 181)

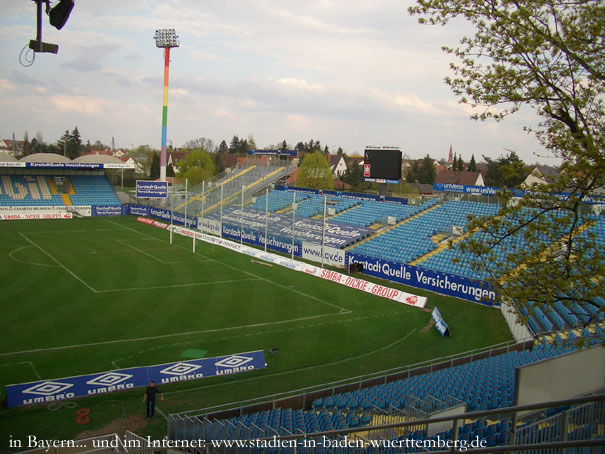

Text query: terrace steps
(411, 223), (476, 266)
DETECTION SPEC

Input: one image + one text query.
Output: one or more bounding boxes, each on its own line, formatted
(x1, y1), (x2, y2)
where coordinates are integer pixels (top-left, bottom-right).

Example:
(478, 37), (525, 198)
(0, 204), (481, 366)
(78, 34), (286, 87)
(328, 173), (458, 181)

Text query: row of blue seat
(0, 174), (120, 207)
(186, 332), (601, 444)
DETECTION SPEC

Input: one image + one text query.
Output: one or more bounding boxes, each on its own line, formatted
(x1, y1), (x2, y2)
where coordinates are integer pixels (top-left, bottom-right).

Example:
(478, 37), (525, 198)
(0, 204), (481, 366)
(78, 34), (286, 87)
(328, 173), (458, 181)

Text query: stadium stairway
(175, 166), (258, 211)
(175, 165), (291, 217)
(198, 166), (287, 216)
(410, 220), (478, 266)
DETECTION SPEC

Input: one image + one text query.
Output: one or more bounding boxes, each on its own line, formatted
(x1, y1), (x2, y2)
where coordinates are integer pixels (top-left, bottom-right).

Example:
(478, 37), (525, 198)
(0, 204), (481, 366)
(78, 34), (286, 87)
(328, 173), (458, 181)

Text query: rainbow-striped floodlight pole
(154, 28), (179, 182)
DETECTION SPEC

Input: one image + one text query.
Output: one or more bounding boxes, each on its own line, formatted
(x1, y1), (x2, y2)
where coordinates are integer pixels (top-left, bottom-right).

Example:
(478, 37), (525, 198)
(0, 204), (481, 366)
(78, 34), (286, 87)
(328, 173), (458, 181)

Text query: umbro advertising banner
(6, 351), (266, 408)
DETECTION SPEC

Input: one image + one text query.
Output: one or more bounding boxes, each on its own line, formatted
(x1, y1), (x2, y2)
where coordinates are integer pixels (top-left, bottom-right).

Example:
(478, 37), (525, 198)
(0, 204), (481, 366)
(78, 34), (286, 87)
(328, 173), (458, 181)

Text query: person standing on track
(143, 381), (164, 418)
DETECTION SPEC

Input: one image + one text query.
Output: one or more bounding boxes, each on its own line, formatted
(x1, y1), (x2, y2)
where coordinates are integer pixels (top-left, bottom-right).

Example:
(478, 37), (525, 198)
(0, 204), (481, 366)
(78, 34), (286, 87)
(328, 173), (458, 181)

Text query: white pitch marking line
(114, 238), (213, 264)
(96, 278), (261, 293)
(0, 361), (41, 379)
(0, 312), (348, 357)
(110, 311), (401, 368)
(167, 328), (418, 399)
(19, 228), (131, 234)
(115, 239), (170, 264)
(155, 406), (169, 421)
(18, 232), (98, 294)
(109, 218), (351, 314)
(8, 245), (60, 268)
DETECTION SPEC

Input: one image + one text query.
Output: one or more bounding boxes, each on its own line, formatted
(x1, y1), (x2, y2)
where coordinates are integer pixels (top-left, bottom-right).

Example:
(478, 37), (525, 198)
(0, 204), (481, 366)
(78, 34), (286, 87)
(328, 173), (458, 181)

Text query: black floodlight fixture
(26, 0), (74, 59)
(49, 0), (75, 30)
(154, 29), (180, 48)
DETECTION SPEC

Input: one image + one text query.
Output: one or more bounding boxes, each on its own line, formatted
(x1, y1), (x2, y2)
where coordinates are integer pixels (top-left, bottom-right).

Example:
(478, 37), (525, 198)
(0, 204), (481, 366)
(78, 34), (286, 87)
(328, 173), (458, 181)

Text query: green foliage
(149, 152), (160, 179)
(410, 0), (605, 338)
(55, 127), (82, 159)
(414, 155), (437, 184)
(213, 152), (225, 174)
(342, 161), (369, 191)
(467, 154), (477, 172)
(228, 135), (249, 155)
(483, 151), (527, 187)
(176, 149), (215, 186)
(296, 150), (334, 190)
(218, 140), (229, 153)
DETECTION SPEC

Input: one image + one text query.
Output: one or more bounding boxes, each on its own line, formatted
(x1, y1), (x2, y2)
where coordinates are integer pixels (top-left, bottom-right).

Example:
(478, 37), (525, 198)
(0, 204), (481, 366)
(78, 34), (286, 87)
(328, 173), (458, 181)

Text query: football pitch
(0, 216), (511, 449)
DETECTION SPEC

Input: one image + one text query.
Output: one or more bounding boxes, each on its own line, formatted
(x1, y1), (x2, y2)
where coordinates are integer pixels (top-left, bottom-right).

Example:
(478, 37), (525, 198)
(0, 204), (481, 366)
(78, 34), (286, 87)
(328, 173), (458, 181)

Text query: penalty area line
(95, 277), (262, 293)
(18, 232), (97, 293)
(108, 218), (352, 315)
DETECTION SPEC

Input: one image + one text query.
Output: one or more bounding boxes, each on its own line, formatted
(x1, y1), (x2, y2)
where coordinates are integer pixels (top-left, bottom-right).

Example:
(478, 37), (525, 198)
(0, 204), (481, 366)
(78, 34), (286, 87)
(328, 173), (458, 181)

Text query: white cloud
(0, 1), (548, 162)
(48, 95), (120, 116)
(0, 79), (16, 94)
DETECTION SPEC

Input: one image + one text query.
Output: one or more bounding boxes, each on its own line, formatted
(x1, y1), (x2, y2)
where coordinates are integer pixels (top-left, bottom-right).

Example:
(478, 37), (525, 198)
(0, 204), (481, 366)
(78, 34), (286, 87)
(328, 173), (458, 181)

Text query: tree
(280, 140), (288, 151)
(213, 152), (225, 174)
(407, 160), (420, 183)
(92, 140), (105, 151)
(22, 131), (32, 157)
(68, 127), (82, 159)
(247, 134), (257, 152)
(342, 161), (368, 191)
(457, 155), (465, 171)
(228, 135), (240, 154)
(218, 140), (228, 154)
(296, 150), (334, 190)
(149, 152), (160, 179)
(410, 0), (604, 342)
(467, 154), (477, 172)
(417, 155), (437, 184)
(56, 130), (70, 157)
(184, 138), (216, 152)
(176, 150), (215, 186)
(483, 151), (526, 187)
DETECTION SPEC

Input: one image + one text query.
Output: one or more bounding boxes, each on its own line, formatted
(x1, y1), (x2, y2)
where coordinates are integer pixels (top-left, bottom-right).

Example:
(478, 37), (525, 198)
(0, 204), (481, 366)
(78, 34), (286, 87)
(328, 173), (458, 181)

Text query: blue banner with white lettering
(92, 205), (127, 216)
(6, 350), (266, 408)
(432, 307), (450, 336)
(128, 205), (198, 228)
(249, 149), (298, 157)
(136, 180), (168, 199)
(221, 223), (302, 256)
(346, 252), (496, 306)
(274, 185), (407, 205)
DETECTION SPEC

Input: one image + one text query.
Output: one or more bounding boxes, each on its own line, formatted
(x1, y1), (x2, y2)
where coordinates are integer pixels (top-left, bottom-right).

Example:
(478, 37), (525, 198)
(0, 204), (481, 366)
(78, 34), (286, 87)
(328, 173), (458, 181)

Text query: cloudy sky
(0, 1), (555, 163)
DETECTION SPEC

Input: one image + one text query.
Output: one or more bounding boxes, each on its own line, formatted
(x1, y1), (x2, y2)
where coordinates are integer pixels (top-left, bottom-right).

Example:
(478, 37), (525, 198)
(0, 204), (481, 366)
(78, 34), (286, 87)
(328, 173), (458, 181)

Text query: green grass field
(0, 216), (511, 450)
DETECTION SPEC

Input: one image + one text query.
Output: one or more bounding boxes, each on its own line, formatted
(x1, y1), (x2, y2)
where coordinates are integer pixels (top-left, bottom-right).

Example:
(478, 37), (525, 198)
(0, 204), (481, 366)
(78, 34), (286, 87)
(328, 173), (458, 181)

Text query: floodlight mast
(154, 29), (180, 182)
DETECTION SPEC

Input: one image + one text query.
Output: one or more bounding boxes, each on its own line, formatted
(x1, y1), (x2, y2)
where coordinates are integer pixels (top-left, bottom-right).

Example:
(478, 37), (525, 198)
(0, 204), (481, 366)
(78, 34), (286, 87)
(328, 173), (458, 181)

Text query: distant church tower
(448, 144), (453, 163)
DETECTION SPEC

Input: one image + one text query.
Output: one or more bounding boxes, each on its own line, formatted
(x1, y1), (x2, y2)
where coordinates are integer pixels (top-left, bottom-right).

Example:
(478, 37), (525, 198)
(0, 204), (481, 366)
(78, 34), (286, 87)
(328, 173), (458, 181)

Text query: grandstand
(0, 153), (126, 210)
(211, 188), (603, 334)
(170, 330), (604, 451)
(0, 174), (120, 207)
(0, 157), (603, 453)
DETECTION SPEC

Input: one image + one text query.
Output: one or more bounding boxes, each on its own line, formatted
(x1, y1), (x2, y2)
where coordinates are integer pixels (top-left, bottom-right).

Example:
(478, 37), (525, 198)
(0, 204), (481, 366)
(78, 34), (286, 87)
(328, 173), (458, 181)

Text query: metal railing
(169, 394), (605, 453)
(169, 338), (531, 421)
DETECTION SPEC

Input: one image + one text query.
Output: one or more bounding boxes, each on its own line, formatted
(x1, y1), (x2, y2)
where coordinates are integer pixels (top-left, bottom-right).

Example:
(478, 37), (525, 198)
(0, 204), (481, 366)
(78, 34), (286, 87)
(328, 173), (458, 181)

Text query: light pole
(153, 29), (179, 182)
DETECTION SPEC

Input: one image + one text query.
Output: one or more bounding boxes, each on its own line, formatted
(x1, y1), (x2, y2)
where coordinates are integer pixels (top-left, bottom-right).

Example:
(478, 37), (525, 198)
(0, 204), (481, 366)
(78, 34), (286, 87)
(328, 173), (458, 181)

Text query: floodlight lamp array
(154, 29), (180, 48)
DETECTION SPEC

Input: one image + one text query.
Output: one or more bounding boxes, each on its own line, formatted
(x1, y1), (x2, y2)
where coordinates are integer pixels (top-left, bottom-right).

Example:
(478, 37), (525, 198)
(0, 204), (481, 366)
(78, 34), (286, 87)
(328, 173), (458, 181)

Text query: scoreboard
(363, 146), (402, 183)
